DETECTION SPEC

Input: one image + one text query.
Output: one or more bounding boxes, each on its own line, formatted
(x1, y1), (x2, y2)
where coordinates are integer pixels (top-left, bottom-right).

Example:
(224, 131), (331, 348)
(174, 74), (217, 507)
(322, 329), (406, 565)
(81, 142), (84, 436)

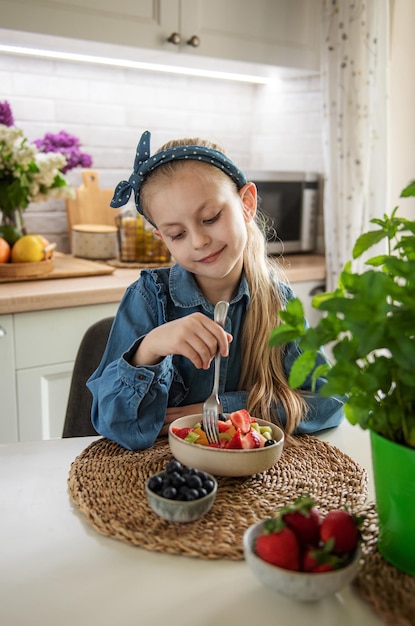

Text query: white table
(0, 422), (383, 626)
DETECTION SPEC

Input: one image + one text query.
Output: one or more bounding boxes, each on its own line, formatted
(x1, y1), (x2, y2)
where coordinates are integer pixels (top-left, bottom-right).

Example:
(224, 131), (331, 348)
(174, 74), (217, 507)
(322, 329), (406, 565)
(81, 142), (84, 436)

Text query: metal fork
(202, 300), (229, 444)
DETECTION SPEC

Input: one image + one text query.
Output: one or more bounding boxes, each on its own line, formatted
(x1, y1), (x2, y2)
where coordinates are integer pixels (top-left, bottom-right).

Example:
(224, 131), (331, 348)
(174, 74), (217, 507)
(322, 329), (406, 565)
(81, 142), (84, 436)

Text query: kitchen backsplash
(0, 51), (324, 253)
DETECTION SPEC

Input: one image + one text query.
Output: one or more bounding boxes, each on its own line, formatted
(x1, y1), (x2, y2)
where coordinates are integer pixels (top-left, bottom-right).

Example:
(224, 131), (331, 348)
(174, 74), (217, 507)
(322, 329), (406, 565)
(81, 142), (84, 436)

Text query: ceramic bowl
(168, 414), (284, 477)
(145, 467), (217, 523)
(243, 520), (362, 602)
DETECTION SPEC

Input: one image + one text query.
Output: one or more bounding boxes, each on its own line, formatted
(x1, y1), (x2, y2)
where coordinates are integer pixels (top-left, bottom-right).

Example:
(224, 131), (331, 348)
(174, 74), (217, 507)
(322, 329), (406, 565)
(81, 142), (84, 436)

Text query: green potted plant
(269, 181), (415, 576)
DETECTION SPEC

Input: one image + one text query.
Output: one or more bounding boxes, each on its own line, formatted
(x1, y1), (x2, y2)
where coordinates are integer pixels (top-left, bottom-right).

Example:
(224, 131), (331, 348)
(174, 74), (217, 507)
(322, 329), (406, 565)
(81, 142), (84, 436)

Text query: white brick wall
(1, 52), (323, 252)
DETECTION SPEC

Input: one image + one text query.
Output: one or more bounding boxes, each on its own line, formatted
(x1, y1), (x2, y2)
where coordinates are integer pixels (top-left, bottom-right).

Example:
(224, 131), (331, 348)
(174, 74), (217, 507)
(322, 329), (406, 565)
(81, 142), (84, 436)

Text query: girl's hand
(132, 312), (232, 370)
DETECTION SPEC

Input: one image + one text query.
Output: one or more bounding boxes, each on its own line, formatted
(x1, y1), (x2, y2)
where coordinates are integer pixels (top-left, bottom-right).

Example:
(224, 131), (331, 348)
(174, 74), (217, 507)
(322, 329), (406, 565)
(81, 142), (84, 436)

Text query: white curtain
(320, 0), (389, 291)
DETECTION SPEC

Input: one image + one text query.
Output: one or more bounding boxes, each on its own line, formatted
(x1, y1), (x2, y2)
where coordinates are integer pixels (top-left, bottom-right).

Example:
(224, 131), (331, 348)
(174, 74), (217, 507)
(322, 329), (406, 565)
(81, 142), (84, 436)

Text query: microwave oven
(246, 171), (320, 255)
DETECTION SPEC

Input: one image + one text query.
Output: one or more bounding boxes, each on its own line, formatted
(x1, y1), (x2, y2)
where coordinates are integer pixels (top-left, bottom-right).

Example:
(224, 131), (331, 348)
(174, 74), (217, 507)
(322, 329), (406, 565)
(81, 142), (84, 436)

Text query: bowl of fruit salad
(243, 496), (363, 602)
(168, 410), (284, 477)
(146, 460), (217, 523)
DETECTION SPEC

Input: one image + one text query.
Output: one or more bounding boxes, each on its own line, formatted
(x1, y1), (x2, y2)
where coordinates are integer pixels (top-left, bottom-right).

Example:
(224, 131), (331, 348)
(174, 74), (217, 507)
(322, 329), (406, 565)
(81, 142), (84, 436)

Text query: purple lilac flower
(0, 101), (15, 127)
(34, 130), (93, 173)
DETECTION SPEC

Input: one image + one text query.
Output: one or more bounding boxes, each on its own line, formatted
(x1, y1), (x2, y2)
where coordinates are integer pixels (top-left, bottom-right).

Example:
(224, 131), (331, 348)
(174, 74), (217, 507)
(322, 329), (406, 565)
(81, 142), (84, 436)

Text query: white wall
(0, 39), (323, 252)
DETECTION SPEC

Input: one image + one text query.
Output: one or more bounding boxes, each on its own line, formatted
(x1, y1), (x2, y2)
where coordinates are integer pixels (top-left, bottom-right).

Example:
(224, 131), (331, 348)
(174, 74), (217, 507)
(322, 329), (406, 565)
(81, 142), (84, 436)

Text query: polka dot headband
(110, 130), (247, 222)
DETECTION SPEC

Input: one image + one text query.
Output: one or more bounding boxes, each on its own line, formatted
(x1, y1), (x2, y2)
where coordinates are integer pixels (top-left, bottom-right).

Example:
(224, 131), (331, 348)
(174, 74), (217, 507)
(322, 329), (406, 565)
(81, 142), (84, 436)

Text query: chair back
(63, 316), (114, 438)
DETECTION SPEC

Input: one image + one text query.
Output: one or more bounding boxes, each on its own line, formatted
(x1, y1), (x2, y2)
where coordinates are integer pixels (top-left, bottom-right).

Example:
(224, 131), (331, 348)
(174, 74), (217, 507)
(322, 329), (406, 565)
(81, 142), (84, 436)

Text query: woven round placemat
(68, 435), (367, 560)
(353, 501), (415, 626)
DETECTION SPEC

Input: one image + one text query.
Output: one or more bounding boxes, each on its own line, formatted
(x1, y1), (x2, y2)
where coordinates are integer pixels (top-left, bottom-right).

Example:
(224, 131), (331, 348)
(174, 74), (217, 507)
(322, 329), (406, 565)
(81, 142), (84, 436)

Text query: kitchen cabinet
(0, 302), (118, 444)
(0, 0), (319, 70)
(0, 315), (18, 442)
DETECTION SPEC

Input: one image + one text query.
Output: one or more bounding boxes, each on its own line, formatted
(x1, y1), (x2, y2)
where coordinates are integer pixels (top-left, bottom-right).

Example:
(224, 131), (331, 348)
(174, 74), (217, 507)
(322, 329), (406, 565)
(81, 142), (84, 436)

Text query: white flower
(33, 152), (67, 188)
(0, 122), (74, 211)
(0, 126), (37, 174)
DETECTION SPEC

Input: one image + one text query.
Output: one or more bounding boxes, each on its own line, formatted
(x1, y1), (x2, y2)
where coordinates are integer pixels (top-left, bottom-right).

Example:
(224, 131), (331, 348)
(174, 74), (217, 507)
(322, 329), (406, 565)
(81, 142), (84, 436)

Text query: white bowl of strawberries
(243, 496), (363, 602)
(168, 411), (284, 477)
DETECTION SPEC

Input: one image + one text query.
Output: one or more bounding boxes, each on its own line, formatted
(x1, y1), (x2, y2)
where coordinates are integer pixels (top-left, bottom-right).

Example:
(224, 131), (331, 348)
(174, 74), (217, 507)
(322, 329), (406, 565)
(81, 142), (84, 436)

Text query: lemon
(11, 235), (45, 263)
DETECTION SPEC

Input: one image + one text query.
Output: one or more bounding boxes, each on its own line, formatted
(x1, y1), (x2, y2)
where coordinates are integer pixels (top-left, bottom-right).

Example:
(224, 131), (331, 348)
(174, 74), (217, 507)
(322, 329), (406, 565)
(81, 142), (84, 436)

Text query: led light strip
(0, 43), (270, 84)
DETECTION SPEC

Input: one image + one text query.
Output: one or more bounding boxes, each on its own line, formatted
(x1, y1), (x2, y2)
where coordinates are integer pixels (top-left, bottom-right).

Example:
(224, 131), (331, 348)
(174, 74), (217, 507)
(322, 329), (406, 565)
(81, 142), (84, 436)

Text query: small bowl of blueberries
(145, 459), (218, 523)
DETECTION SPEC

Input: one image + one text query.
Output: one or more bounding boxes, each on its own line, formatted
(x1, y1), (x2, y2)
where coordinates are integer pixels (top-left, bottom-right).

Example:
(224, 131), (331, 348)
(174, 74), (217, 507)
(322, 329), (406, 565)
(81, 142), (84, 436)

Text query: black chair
(62, 316), (114, 438)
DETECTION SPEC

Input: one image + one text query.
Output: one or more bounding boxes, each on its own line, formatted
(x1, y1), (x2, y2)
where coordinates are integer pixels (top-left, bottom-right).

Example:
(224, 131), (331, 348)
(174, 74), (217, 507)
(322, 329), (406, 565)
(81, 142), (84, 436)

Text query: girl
(87, 130), (344, 450)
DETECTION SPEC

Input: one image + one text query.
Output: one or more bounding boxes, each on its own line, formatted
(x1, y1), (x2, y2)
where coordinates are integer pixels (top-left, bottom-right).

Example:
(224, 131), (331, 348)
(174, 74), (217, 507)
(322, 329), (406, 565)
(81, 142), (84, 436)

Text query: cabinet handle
(186, 35), (200, 48)
(309, 284), (326, 297)
(167, 32), (181, 45)
(0, 325), (6, 337)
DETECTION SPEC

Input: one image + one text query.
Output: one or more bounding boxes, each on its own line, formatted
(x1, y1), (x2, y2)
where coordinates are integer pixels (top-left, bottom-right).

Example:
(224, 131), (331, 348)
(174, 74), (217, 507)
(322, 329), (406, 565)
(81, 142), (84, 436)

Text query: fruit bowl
(243, 519), (362, 602)
(145, 461), (217, 523)
(168, 414), (284, 477)
(0, 257), (54, 281)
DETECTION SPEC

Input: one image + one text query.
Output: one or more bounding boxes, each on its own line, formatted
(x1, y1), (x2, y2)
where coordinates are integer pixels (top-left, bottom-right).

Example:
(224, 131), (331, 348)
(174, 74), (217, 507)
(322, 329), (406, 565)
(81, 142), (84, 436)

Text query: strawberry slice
(171, 427), (193, 439)
(229, 409), (251, 434)
(218, 420), (232, 433)
(241, 429), (261, 449)
(226, 428), (244, 449)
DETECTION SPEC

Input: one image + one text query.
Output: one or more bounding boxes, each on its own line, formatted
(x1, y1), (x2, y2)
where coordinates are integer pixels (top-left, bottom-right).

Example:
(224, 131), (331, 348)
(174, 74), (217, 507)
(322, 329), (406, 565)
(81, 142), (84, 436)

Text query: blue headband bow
(110, 130), (247, 221)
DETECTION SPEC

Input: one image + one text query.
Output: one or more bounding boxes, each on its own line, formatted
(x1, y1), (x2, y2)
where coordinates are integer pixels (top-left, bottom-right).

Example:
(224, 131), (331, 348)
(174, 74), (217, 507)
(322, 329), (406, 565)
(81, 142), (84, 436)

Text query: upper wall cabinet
(0, 0), (320, 70)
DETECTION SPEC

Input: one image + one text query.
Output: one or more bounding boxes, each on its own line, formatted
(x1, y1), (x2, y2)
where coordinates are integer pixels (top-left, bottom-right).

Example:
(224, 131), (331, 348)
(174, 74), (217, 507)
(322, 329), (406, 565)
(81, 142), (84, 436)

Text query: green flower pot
(370, 430), (415, 575)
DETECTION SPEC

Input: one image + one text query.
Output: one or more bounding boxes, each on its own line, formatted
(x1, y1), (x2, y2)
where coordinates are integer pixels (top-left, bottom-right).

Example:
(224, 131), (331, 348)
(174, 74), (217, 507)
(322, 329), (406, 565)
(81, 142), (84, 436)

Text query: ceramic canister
(72, 224), (118, 260)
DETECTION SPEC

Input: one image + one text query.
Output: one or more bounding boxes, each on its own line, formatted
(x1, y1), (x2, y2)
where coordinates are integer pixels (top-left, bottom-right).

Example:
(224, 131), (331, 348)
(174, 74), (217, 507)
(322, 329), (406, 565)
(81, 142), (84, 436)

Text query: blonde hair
(141, 137), (308, 437)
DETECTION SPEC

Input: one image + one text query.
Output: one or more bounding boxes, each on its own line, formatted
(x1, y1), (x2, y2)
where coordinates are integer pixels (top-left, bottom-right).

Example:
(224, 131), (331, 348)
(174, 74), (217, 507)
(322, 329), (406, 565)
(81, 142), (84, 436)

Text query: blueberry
(264, 439), (276, 447)
(183, 467), (197, 476)
(203, 479), (215, 493)
(165, 460), (183, 474)
(169, 471), (186, 488)
(218, 413), (227, 421)
(162, 486), (177, 499)
(148, 475), (163, 492)
(187, 475), (203, 489)
(183, 488), (199, 501)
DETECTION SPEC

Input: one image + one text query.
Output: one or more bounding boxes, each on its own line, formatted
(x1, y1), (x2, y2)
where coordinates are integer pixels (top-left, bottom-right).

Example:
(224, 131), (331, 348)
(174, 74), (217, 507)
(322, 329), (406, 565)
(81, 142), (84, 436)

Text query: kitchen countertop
(0, 254), (326, 315)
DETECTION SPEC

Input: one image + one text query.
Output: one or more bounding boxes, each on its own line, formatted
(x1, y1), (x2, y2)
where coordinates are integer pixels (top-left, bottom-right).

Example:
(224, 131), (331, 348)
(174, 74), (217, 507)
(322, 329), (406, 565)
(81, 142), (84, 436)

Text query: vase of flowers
(0, 100), (92, 244)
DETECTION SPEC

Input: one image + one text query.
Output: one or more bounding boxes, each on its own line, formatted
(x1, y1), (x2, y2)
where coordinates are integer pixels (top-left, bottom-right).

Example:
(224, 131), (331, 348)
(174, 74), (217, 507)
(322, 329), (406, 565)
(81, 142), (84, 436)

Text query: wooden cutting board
(0, 254), (115, 283)
(66, 170), (120, 245)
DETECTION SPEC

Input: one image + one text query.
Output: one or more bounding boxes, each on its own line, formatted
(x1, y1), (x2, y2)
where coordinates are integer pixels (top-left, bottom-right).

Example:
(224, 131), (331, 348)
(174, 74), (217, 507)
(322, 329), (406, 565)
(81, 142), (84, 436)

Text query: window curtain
(321, 0), (389, 291)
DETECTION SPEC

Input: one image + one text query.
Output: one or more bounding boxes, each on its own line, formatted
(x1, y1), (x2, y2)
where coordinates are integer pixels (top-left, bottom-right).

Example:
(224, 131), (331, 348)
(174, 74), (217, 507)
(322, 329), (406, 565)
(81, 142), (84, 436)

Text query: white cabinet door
(14, 302), (118, 442)
(181, 0), (319, 69)
(0, 0), (180, 51)
(0, 315), (18, 443)
(17, 362), (74, 441)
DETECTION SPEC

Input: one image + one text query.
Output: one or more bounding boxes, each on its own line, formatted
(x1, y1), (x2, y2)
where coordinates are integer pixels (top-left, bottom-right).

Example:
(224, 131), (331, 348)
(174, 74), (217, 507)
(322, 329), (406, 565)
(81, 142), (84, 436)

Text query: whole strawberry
(256, 517), (300, 571)
(281, 495), (321, 548)
(319, 509), (359, 555)
(302, 544), (347, 573)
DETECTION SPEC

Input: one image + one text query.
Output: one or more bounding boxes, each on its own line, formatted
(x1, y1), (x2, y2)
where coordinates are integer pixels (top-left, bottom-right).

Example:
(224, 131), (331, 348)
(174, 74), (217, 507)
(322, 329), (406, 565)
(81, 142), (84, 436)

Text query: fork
(202, 300), (230, 445)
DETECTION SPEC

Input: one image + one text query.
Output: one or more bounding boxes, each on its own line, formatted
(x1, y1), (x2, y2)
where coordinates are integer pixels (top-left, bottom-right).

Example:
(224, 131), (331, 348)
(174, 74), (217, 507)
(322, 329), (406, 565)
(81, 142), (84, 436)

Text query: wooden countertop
(0, 254), (326, 315)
